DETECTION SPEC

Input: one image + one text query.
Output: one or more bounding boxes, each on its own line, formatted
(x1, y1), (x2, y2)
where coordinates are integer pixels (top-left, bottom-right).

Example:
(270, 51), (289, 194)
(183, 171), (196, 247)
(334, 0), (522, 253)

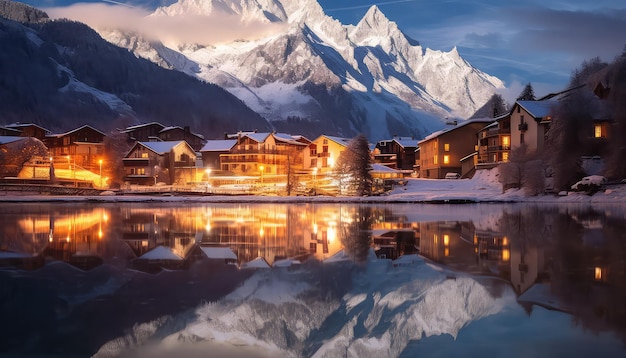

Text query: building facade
(123, 141), (197, 185)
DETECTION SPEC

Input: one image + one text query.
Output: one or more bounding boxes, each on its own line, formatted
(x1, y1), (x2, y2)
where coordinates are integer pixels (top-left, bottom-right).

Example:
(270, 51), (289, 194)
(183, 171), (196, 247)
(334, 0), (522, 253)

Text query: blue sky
(20, 0), (626, 98)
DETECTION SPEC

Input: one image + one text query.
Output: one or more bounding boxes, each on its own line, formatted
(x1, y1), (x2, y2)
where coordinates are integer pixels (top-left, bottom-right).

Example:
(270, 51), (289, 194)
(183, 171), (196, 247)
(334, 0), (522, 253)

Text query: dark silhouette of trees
(334, 134), (372, 196)
(516, 83), (536, 101)
(498, 145), (545, 195)
(470, 93), (508, 118)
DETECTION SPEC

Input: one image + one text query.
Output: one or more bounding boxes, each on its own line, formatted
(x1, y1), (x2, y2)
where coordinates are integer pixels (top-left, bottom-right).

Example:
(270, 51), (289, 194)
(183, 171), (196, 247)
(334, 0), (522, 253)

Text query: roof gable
(515, 100), (557, 119)
(200, 139), (237, 152)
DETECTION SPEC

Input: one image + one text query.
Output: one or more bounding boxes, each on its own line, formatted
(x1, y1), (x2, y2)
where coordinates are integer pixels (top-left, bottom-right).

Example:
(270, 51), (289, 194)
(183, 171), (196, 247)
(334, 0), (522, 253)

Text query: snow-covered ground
(1, 169), (625, 204)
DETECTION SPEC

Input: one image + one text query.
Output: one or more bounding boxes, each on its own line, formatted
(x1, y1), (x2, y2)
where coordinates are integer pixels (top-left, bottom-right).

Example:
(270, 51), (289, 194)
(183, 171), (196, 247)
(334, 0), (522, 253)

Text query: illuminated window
(443, 234), (449, 246)
(594, 124), (604, 138)
(595, 267), (602, 281)
(502, 249), (510, 261)
(502, 136), (510, 148)
(443, 155), (450, 164)
(444, 143), (450, 152)
(433, 155), (438, 164)
(141, 152), (149, 158)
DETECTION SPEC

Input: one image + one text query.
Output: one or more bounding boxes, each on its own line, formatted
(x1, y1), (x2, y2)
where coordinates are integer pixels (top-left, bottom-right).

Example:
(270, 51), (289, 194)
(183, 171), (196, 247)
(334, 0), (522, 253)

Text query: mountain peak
(358, 5), (392, 31)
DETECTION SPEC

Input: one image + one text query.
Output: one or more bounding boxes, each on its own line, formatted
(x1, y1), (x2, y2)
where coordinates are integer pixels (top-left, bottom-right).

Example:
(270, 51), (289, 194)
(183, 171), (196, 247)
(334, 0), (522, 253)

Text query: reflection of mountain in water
(94, 256), (509, 357)
(1, 203), (626, 356)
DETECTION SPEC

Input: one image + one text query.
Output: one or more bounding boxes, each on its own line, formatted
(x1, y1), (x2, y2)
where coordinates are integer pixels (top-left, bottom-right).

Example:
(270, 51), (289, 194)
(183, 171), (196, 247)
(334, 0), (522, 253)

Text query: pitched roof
(124, 122), (165, 131)
(199, 247), (237, 260)
(47, 125), (106, 138)
(138, 246), (183, 260)
(320, 135), (351, 146)
(200, 139), (237, 152)
(516, 100), (558, 119)
(393, 137), (417, 148)
(138, 140), (188, 155)
(5, 123), (50, 133)
(159, 126), (205, 139)
(243, 132), (271, 143)
(419, 118), (493, 143)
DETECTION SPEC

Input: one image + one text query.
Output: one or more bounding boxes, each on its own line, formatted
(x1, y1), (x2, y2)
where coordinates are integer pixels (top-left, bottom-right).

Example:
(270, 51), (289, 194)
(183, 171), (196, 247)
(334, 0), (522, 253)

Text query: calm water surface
(0, 202), (625, 357)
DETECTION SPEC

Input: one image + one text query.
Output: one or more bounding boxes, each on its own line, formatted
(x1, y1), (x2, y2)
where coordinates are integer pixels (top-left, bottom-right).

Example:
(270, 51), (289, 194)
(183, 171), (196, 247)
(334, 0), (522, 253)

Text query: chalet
(0, 126), (21, 136)
(510, 100), (557, 154)
(418, 119), (493, 179)
(304, 135), (351, 174)
(44, 125), (106, 171)
(374, 136), (418, 172)
(158, 126), (206, 151)
(124, 122), (166, 142)
(199, 139), (237, 172)
(4, 123), (49, 140)
(220, 132), (308, 178)
(123, 141), (197, 185)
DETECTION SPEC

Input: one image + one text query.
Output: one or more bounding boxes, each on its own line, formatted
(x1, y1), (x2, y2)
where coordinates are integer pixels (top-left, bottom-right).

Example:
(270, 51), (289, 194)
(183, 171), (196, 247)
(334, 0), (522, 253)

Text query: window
(594, 124), (604, 138)
(520, 115), (525, 123)
(433, 155), (438, 165)
(322, 146), (328, 153)
(503, 152), (509, 162)
(137, 168), (145, 175)
(141, 152), (149, 158)
(502, 136), (510, 149)
(520, 133), (525, 144)
(323, 139), (328, 145)
(444, 143), (450, 152)
(310, 158), (317, 167)
(130, 168), (135, 175)
(443, 155), (450, 164)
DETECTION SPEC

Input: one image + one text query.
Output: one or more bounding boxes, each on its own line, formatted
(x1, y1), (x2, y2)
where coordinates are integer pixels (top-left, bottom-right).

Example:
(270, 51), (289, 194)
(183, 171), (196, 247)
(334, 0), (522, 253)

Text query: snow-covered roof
(159, 126), (205, 139)
(0, 136), (26, 145)
(370, 164), (400, 173)
(419, 118), (493, 144)
(47, 125), (106, 138)
(516, 100), (557, 119)
(5, 123), (50, 132)
(243, 132), (271, 143)
(321, 135), (351, 146)
(393, 137), (417, 148)
(273, 133), (308, 146)
(199, 247), (237, 260)
(138, 141), (187, 155)
(241, 256), (271, 269)
(138, 246), (183, 260)
(125, 122), (165, 131)
(200, 139), (237, 152)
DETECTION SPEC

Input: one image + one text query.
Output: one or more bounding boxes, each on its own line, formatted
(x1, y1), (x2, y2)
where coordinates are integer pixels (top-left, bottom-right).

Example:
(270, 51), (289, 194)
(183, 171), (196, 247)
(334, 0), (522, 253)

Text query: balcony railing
(518, 123), (528, 131)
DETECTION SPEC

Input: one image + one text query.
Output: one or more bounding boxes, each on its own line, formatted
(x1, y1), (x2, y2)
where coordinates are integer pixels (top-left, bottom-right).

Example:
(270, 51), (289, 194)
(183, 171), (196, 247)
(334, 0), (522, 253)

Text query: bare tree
(498, 145), (545, 194)
(334, 134), (373, 196)
(103, 128), (134, 188)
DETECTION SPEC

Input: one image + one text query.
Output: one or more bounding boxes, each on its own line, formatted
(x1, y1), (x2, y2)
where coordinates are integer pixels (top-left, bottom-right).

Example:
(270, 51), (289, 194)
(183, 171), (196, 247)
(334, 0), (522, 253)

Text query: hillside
(0, 5), (271, 136)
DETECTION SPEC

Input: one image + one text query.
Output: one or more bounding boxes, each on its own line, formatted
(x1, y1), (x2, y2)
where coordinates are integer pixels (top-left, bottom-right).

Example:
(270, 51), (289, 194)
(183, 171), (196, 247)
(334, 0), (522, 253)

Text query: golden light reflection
(595, 267), (603, 281)
(443, 234), (449, 246)
(502, 249), (510, 261)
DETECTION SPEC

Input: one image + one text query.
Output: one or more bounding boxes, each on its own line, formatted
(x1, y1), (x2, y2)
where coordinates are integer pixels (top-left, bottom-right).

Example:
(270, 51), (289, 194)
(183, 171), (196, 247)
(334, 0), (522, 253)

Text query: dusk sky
(19, 0), (626, 98)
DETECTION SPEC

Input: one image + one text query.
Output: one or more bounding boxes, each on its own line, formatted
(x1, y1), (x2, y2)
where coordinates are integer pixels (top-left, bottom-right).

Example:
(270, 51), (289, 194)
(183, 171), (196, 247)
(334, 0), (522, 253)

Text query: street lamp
(259, 165), (264, 184)
(98, 159), (103, 188)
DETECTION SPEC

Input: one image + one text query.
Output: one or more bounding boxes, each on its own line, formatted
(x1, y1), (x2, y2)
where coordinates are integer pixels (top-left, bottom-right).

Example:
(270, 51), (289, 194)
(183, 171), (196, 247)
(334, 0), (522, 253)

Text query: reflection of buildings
(371, 208), (419, 260)
(0, 208), (111, 270)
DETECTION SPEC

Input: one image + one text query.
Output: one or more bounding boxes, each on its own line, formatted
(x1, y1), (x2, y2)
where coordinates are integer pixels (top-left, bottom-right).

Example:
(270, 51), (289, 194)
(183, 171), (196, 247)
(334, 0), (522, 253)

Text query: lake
(0, 202), (625, 357)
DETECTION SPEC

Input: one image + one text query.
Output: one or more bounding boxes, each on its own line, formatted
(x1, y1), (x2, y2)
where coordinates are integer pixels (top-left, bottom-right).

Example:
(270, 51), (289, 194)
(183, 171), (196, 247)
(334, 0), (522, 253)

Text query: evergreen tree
(516, 83), (536, 101)
(334, 134), (373, 196)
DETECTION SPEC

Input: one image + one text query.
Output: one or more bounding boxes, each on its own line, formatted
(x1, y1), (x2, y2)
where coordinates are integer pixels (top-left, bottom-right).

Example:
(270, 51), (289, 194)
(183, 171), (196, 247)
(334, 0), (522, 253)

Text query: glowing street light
(259, 165), (264, 183)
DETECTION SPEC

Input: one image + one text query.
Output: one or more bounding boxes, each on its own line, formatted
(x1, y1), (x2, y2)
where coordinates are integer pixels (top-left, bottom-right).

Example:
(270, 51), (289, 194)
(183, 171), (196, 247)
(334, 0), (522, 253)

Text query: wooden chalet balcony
(123, 158), (150, 166)
(518, 123), (528, 131)
(486, 127), (510, 137)
(317, 152), (331, 158)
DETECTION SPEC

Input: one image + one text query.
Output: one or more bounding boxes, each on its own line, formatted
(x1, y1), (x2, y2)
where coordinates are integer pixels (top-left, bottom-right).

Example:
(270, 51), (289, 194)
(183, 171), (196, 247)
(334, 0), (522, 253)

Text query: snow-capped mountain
(103, 0), (504, 141)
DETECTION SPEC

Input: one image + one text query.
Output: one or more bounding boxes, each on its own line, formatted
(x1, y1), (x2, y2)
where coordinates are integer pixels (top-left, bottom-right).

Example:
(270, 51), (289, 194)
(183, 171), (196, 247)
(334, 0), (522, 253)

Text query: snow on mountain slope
(101, 0), (504, 141)
(93, 257), (509, 357)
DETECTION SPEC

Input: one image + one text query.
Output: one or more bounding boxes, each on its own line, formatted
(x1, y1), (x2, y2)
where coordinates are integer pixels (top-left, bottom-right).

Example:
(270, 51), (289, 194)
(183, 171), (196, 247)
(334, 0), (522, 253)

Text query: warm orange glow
(444, 247), (449, 257)
(595, 267), (602, 280)
(443, 155), (450, 164)
(502, 249), (510, 261)
(443, 234), (449, 246)
(594, 124), (603, 138)
(502, 236), (508, 246)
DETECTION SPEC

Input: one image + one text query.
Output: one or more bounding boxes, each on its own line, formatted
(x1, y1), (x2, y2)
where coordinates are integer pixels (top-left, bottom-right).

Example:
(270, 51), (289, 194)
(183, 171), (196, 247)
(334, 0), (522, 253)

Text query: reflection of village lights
(595, 267), (602, 281)
(502, 249), (510, 261)
(205, 222), (211, 232)
(444, 247), (449, 257)
(502, 236), (508, 246)
(98, 230), (103, 238)
(66, 236), (70, 242)
(103, 213), (108, 222)
(313, 223), (318, 235)
(259, 227), (264, 237)
(443, 234), (449, 246)
(327, 226), (336, 243)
